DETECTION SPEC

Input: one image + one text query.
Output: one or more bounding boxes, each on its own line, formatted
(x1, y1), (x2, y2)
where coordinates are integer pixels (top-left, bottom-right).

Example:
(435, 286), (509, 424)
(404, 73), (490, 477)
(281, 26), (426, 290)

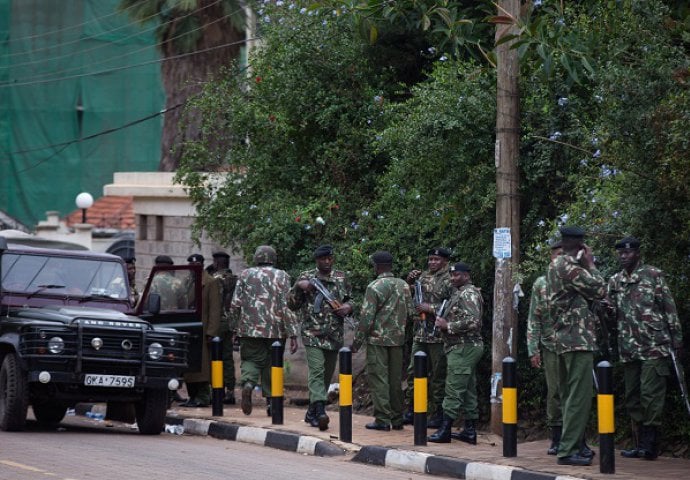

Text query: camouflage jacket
(546, 254), (607, 354)
(354, 272), (414, 349)
(412, 267), (454, 344)
(287, 268), (354, 350)
(230, 265), (298, 339)
(608, 264), (683, 362)
(526, 275), (556, 356)
(150, 272), (185, 310)
(442, 283), (484, 351)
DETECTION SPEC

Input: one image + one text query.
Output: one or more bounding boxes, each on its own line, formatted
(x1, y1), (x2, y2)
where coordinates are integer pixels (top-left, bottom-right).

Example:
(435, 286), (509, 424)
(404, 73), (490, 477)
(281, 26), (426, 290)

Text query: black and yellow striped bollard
(271, 341), (284, 425)
(597, 360), (615, 474)
(339, 347), (353, 443)
(413, 351), (428, 446)
(211, 336), (223, 416)
(502, 356), (517, 457)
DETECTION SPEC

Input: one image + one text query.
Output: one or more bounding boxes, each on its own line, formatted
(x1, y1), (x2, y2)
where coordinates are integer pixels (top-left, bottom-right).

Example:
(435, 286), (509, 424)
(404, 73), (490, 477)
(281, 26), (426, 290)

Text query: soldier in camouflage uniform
(150, 255), (185, 311)
(181, 253), (222, 407)
(608, 236), (683, 460)
(288, 245), (354, 431)
(231, 245), (299, 416)
(527, 241), (563, 455)
(547, 226), (607, 466)
(124, 256), (140, 306)
(211, 250), (239, 405)
(352, 251), (414, 431)
(428, 262), (484, 444)
(403, 247), (453, 428)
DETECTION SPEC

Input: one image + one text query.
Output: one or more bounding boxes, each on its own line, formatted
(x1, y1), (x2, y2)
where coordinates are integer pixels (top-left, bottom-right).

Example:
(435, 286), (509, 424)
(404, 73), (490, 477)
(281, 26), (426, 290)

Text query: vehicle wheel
(0, 353), (29, 431)
(32, 402), (67, 426)
(135, 388), (168, 435)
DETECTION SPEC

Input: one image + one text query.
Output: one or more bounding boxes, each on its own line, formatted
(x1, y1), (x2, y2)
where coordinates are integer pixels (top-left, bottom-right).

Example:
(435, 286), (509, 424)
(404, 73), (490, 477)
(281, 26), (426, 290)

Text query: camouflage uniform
(439, 283), (484, 421)
(526, 275), (561, 429)
(150, 272), (184, 310)
(354, 272), (414, 428)
(288, 268), (353, 404)
(215, 268), (238, 396)
(405, 267), (453, 417)
(231, 264), (298, 398)
(608, 264), (683, 429)
(547, 254), (606, 459)
(183, 270), (222, 403)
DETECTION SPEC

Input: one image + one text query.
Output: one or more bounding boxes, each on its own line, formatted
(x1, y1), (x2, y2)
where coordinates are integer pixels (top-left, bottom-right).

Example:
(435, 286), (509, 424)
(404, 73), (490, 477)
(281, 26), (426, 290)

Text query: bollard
(597, 360), (615, 474)
(339, 347), (353, 443)
(502, 356), (517, 457)
(271, 341), (284, 425)
(413, 351), (428, 446)
(211, 336), (223, 416)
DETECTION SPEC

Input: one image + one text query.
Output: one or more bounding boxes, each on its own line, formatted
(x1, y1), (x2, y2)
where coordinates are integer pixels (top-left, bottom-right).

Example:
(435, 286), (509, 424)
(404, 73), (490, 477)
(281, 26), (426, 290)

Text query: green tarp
(0, 0), (164, 227)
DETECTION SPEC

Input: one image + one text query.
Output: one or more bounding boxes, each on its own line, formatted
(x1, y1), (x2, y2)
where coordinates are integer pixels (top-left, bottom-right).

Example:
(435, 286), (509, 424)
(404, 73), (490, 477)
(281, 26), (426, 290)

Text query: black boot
(305, 403), (317, 426)
(427, 406), (444, 429)
(402, 404), (414, 425)
(315, 401), (329, 431)
(621, 423), (641, 458)
(428, 414), (453, 443)
(547, 426), (562, 455)
(639, 425), (658, 460)
(451, 419), (477, 445)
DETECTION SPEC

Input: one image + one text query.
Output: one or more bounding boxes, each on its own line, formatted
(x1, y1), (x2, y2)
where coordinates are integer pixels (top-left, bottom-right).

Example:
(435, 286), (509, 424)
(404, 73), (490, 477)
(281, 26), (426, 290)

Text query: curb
(165, 415), (345, 457)
(352, 445), (587, 480)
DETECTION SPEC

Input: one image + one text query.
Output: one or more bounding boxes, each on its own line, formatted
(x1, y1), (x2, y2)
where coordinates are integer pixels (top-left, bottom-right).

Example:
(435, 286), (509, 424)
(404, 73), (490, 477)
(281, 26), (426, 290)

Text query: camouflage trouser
(305, 345), (338, 403)
(543, 348), (562, 427)
(557, 351), (593, 458)
(623, 358), (669, 428)
(441, 344), (483, 420)
(239, 337), (282, 397)
(366, 344), (404, 426)
(404, 341), (447, 413)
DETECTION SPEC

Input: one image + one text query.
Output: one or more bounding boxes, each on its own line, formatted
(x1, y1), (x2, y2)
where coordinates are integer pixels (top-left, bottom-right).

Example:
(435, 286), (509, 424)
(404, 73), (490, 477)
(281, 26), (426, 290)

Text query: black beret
(450, 262), (471, 273)
(187, 253), (205, 263)
(559, 226), (586, 238)
(549, 240), (562, 250)
(615, 236), (641, 250)
(124, 256), (136, 264)
(428, 247), (451, 258)
(313, 245), (334, 258)
(212, 250), (230, 258)
(154, 255), (174, 265)
(371, 251), (393, 265)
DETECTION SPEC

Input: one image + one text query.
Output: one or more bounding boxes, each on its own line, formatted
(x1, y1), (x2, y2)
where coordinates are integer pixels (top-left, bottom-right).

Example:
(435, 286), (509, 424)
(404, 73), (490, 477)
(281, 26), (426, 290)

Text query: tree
(119, 0), (246, 171)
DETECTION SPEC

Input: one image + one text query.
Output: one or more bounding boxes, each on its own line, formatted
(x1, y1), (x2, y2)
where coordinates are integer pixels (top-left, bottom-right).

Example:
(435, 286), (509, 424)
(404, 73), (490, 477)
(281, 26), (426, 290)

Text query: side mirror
(147, 292), (161, 315)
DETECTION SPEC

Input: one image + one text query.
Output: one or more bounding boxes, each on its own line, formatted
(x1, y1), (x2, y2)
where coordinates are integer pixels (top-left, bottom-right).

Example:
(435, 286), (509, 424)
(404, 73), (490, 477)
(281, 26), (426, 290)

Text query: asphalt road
(0, 416), (428, 480)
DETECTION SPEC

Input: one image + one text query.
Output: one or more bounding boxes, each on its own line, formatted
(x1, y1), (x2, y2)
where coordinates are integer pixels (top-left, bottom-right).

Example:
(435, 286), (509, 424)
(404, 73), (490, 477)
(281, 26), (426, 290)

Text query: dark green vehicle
(0, 237), (201, 434)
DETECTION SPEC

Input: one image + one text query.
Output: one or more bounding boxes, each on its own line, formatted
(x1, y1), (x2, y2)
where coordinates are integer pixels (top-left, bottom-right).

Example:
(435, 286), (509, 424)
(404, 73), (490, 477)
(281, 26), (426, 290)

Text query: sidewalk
(160, 394), (690, 480)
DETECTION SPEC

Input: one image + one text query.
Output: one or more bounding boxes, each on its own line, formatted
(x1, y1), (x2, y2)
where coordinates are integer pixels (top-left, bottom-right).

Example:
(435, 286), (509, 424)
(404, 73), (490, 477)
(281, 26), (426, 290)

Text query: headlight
(91, 337), (104, 350)
(148, 342), (163, 360)
(48, 337), (65, 354)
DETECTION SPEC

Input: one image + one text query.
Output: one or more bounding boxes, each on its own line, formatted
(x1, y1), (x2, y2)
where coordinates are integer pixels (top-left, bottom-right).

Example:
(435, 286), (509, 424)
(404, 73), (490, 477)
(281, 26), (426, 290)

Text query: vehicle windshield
(1, 253), (129, 300)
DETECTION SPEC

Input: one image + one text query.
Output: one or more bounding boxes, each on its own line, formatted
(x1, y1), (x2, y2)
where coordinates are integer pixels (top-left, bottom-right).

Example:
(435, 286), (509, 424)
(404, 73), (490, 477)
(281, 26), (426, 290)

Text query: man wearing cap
(608, 236), (683, 460)
(527, 241), (563, 455)
(352, 251), (414, 431)
(403, 247), (454, 428)
(150, 255), (184, 310)
(231, 245), (299, 415)
(288, 245), (354, 430)
(181, 253), (222, 407)
(428, 262), (484, 444)
(546, 226), (607, 466)
(211, 250), (239, 405)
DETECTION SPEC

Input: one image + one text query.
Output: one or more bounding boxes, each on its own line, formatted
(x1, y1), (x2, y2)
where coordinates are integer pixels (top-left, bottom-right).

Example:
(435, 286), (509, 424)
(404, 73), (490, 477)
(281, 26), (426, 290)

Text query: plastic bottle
(165, 424), (184, 435)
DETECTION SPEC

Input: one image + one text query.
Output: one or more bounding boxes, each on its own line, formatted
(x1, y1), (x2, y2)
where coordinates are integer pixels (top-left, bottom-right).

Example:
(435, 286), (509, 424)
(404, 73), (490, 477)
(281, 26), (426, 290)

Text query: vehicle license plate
(84, 374), (135, 388)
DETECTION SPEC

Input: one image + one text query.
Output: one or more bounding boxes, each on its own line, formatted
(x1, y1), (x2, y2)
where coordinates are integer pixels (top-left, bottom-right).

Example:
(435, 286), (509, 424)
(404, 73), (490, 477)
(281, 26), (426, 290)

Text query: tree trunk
(159, 1), (245, 172)
(491, 0), (521, 435)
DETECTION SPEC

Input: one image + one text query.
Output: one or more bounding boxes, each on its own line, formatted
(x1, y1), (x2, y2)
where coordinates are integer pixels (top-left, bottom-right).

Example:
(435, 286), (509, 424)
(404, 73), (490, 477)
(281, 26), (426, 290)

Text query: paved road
(0, 416), (428, 480)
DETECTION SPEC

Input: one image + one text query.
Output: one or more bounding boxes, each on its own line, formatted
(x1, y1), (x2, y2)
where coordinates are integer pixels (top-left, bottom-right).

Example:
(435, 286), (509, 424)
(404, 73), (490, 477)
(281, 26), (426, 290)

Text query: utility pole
(490, 0), (521, 435)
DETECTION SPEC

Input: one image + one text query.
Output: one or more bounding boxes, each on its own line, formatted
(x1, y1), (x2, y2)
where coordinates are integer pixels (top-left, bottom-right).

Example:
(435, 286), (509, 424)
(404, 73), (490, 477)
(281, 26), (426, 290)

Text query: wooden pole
(491, 0), (521, 435)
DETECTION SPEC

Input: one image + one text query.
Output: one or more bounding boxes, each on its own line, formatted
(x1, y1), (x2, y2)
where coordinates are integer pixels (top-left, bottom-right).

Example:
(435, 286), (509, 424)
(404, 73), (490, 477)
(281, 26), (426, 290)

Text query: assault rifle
(414, 280), (426, 322)
(670, 350), (690, 416)
(433, 299), (449, 337)
(310, 277), (342, 313)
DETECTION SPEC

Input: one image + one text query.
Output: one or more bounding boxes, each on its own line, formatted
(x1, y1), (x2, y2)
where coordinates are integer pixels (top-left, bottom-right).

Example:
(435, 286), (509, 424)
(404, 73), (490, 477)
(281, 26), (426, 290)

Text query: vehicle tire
(0, 353), (29, 431)
(135, 388), (168, 435)
(32, 402), (67, 426)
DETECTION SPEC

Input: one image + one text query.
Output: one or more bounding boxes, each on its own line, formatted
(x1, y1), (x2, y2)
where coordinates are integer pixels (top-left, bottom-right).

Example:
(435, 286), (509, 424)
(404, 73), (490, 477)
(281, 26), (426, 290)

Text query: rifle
(670, 349), (690, 416)
(414, 280), (426, 322)
(433, 299), (449, 337)
(309, 277), (342, 313)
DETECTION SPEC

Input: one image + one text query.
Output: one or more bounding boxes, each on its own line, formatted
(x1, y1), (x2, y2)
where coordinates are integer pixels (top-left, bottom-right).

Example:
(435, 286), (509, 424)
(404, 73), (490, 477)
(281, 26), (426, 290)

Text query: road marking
(1, 460), (79, 479)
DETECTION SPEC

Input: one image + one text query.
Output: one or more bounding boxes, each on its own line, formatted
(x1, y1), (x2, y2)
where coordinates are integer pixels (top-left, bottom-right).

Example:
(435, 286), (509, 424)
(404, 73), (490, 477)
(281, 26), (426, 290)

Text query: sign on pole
(493, 227), (512, 259)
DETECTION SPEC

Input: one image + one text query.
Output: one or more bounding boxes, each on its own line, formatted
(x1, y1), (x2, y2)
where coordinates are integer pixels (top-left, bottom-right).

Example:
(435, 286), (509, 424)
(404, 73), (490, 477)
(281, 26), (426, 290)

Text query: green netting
(0, 0), (164, 227)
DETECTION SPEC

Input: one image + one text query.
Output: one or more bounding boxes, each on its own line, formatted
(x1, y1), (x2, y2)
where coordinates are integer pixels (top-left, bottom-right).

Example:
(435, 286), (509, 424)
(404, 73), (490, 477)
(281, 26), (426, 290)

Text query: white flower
(558, 97), (568, 107)
(316, 216), (326, 225)
(299, 7), (307, 14)
(549, 131), (562, 141)
(361, 210), (369, 216)
(592, 149), (601, 158)
(439, 55), (448, 61)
